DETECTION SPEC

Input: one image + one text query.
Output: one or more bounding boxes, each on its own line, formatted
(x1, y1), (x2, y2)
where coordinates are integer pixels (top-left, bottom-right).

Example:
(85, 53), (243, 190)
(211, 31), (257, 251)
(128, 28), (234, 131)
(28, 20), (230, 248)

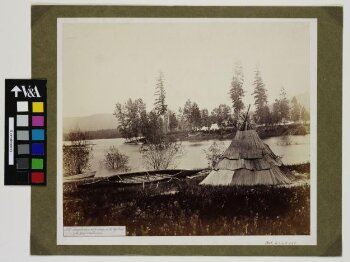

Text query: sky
(61, 19), (311, 118)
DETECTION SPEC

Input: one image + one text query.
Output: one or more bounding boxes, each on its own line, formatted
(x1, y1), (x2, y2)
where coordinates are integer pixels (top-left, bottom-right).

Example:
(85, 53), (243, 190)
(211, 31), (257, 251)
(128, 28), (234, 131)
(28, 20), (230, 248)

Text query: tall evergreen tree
(252, 69), (268, 124)
(278, 87), (290, 123)
(154, 72), (167, 115)
(154, 72), (168, 132)
(229, 62), (245, 120)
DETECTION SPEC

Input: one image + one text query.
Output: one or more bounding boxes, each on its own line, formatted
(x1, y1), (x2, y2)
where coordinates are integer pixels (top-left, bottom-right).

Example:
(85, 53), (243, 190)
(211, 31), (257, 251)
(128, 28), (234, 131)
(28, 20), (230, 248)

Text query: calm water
(85, 135), (310, 177)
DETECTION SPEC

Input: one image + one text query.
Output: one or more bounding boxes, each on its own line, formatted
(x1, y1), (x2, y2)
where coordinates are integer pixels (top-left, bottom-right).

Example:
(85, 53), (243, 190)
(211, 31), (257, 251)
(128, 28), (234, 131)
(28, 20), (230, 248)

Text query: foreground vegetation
(63, 174), (310, 236)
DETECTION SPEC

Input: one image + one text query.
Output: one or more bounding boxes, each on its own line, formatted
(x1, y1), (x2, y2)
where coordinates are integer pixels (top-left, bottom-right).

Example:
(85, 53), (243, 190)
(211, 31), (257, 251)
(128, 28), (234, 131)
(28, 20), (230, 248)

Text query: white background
(0, 0), (348, 261)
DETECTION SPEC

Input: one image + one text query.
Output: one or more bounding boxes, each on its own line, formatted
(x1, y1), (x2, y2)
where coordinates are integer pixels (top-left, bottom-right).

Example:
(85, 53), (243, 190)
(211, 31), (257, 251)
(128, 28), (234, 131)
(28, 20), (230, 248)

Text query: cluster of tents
(199, 124), (220, 131)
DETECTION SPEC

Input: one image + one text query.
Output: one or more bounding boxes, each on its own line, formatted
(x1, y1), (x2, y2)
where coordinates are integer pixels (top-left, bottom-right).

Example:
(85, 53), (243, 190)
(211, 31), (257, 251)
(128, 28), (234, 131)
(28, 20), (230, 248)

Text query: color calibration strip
(4, 79), (47, 185)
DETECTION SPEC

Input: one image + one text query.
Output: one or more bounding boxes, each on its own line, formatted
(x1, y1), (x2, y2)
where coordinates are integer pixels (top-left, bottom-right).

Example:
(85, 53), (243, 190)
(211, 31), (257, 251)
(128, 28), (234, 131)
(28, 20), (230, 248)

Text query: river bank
(166, 123), (310, 142)
(64, 123), (309, 142)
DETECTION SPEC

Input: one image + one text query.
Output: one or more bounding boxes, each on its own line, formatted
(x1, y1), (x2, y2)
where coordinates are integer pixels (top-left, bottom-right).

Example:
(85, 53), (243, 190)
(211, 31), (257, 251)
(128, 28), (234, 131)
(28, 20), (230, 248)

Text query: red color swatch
(31, 172), (44, 183)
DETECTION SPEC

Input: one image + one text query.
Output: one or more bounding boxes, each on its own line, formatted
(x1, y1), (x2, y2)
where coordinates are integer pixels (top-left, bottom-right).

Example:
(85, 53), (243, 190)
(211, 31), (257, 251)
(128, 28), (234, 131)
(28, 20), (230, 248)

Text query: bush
(140, 137), (183, 170)
(104, 146), (130, 172)
(276, 135), (294, 146)
(204, 141), (225, 168)
(63, 129), (93, 176)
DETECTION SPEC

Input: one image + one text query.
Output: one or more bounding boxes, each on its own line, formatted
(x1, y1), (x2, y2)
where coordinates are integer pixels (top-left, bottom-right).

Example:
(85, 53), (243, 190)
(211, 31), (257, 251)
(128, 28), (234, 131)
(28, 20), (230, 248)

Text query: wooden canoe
(77, 169), (203, 188)
(64, 171), (96, 182)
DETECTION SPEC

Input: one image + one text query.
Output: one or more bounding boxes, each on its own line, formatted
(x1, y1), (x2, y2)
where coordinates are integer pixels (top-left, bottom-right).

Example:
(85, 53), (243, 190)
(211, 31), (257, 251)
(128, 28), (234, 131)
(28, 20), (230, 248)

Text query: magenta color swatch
(32, 116), (44, 127)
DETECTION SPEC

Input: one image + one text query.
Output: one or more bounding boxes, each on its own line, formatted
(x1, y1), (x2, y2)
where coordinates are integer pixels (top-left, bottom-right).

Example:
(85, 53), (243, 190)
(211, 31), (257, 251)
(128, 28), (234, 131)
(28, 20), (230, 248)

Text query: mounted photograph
(57, 18), (317, 245)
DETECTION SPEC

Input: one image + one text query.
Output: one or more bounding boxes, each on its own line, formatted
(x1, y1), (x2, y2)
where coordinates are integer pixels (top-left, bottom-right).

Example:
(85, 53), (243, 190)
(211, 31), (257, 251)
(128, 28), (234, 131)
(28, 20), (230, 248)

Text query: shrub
(204, 141), (225, 168)
(140, 137), (183, 170)
(104, 146), (130, 172)
(63, 129), (93, 176)
(276, 135), (294, 146)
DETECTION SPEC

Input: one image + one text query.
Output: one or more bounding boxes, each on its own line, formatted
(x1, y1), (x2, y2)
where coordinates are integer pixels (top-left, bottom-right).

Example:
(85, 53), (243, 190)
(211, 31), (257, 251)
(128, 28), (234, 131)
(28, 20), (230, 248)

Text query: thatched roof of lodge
(200, 129), (292, 186)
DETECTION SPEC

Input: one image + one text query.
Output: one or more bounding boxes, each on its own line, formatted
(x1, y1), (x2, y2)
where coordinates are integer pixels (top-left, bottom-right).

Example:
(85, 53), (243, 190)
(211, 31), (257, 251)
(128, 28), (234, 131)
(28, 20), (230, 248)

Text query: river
(84, 135), (310, 177)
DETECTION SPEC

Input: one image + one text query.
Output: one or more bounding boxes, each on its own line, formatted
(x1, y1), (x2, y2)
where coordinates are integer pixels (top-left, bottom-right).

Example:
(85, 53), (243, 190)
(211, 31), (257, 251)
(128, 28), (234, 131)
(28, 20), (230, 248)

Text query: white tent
(209, 123), (219, 131)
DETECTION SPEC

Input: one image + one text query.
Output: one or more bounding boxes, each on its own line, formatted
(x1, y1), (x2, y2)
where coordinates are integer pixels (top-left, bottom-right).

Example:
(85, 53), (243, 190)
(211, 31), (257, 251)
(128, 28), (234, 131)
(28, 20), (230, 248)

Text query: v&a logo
(11, 85), (41, 98)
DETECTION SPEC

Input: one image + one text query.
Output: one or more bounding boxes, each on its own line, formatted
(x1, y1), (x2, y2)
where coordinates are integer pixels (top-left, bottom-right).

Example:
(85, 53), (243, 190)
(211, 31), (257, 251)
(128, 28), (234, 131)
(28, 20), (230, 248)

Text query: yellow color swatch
(32, 102), (44, 113)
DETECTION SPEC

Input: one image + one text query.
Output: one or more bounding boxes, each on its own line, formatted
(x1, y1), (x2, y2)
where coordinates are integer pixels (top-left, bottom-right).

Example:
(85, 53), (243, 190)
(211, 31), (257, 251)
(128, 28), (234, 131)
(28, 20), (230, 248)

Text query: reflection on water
(263, 135), (310, 164)
(80, 135), (310, 177)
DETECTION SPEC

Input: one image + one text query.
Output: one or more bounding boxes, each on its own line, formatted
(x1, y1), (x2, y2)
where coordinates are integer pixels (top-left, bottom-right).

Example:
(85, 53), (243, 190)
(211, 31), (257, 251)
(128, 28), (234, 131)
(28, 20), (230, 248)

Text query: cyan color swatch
(32, 129), (45, 140)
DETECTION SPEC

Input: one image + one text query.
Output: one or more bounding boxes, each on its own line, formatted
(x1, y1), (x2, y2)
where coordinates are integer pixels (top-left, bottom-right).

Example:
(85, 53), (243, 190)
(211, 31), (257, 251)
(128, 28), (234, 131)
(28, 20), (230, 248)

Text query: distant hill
(63, 113), (118, 132)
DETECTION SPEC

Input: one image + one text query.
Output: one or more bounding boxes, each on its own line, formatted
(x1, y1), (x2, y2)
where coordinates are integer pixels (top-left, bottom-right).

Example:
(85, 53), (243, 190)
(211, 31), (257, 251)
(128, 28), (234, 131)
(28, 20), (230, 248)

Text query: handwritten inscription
(265, 240), (297, 245)
(64, 226), (126, 237)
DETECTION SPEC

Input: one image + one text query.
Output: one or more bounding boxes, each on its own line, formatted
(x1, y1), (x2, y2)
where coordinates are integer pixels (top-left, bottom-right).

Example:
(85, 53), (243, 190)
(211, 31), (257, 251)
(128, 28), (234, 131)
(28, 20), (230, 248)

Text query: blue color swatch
(31, 143), (44, 155)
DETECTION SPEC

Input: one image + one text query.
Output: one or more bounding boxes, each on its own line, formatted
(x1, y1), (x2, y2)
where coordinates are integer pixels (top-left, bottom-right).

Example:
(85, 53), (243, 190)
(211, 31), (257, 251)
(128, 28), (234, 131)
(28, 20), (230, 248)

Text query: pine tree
(252, 69), (268, 124)
(154, 72), (168, 133)
(229, 62), (245, 121)
(154, 72), (167, 116)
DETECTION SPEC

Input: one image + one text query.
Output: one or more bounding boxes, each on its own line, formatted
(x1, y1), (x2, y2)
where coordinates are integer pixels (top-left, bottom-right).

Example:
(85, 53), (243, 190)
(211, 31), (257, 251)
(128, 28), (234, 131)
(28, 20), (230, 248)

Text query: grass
(63, 173), (310, 236)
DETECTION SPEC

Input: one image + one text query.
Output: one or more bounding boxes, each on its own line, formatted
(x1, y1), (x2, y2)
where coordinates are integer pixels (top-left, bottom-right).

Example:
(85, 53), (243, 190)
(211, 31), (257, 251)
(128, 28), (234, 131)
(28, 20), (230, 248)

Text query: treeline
(85, 129), (122, 140)
(64, 128), (121, 141)
(241, 65), (310, 126)
(114, 66), (310, 141)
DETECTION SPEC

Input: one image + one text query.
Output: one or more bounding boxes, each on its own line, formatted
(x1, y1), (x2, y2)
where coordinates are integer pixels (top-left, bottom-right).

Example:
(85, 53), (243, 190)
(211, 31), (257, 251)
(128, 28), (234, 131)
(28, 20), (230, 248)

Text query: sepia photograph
(57, 18), (316, 245)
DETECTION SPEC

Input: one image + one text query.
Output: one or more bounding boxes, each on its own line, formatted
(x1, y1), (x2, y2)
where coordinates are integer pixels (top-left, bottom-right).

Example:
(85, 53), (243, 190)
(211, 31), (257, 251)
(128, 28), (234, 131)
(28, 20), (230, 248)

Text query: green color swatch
(31, 158), (43, 169)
